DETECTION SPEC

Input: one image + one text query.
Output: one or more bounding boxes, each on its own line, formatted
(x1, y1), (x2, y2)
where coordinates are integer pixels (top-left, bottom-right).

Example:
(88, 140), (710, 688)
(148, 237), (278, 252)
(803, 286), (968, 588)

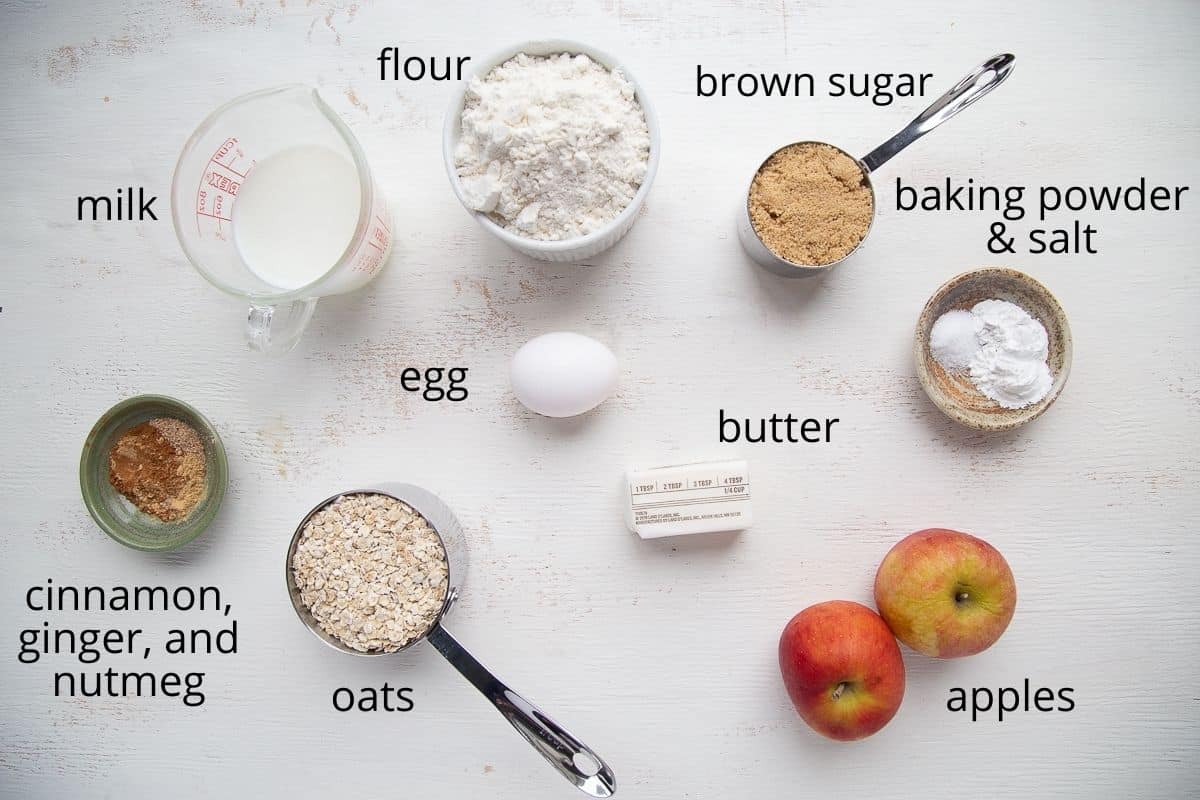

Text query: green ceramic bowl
(80, 395), (228, 551)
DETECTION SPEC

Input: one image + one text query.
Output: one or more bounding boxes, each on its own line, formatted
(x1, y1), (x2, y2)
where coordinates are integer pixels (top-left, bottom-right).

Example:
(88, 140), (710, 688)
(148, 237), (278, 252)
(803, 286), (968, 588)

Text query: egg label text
(399, 367), (469, 402)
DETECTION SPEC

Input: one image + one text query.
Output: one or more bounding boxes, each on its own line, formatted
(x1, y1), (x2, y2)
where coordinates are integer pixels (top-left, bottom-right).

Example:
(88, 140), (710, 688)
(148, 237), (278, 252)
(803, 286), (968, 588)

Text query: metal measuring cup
(286, 483), (615, 798)
(738, 53), (1016, 277)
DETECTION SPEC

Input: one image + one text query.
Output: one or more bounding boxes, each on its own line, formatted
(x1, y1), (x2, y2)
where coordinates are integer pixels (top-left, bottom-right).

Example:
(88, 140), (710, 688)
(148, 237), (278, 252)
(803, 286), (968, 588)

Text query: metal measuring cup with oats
(285, 484), (615, 798)
(290, 493), (449, 653)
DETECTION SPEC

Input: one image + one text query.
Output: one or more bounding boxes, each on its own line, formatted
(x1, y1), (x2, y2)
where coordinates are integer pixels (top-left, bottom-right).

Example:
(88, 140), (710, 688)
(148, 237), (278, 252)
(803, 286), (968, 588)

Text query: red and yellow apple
(778, 600), (905, 741)
(874, 528), (1016, 658)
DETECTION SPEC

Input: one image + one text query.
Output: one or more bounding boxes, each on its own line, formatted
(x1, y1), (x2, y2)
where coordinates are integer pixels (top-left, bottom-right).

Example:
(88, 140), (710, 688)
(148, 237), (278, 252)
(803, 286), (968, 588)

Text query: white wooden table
(2, 1), (1198, 797)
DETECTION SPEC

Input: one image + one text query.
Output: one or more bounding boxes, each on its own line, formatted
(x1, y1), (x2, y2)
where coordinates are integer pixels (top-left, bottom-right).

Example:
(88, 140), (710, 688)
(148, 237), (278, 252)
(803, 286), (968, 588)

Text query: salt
(929, 309), (980, 373)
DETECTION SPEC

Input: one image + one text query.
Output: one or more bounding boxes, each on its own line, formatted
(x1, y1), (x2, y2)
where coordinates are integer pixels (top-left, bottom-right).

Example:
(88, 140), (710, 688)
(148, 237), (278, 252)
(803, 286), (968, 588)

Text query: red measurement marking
(195, 137), (246, 236)
(212, 160), (247, 179)
(206, 167), (242, 194)
(366, 239), (383, 251)
(374, 215), (391, 234)
(355, 250), (383, 273)
(213, 138), (236, 160)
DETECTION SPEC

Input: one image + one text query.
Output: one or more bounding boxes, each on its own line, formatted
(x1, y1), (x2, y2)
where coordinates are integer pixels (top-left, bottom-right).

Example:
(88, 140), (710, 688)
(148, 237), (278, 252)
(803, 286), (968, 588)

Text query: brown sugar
(748, 142), (874, 266)
(108, 418), (207, 522)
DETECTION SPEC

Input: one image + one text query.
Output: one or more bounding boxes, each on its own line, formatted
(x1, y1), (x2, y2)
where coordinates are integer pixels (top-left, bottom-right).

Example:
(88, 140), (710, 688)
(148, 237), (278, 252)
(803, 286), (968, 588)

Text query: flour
(930, 299), (1053, 409)
(454, 52), (650, 241)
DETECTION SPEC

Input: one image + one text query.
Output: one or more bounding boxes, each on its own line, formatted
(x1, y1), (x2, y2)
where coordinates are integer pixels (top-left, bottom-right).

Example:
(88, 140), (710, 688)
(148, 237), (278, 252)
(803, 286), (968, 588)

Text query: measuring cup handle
(861, 53), (1015, 173)
(426, 625), (616, 798)
(245, 299), (317, 355)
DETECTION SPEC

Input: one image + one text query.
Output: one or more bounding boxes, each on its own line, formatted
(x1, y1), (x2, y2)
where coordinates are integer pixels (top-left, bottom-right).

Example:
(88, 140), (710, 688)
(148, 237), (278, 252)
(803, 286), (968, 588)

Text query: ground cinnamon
(749, 142), (874, 266)
(108, 418), (207, 522)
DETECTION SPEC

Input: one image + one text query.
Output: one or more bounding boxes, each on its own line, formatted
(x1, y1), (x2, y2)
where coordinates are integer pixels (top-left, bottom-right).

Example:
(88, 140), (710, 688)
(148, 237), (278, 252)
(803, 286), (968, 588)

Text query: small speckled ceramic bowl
(80, 395), (227, 551)
(915, 268), (1072, 431)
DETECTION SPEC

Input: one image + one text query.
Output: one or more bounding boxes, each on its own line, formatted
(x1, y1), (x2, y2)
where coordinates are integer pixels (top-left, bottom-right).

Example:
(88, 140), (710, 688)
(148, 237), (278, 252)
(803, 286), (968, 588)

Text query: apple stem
(831, 682), (847, 700)
(956, 591), (969, 603)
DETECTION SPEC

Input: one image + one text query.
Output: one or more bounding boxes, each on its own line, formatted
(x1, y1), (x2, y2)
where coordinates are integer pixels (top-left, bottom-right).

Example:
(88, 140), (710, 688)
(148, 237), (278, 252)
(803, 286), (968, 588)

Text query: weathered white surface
(2, 1), (1198, 797)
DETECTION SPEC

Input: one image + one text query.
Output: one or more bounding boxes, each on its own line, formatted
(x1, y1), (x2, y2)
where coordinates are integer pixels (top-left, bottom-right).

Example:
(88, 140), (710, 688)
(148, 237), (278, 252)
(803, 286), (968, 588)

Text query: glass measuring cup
(171, 85), (393, 354)
(285, 483), (616, 798)
(739, 53), (1016, 276)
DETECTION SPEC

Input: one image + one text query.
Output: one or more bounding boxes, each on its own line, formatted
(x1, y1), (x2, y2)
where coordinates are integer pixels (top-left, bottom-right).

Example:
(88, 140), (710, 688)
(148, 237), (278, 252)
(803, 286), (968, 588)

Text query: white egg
(510, 332), (618, 418)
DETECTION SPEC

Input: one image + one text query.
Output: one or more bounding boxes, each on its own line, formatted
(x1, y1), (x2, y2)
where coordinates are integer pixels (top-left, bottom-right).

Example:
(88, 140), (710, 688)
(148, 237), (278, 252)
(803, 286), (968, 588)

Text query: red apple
(778, 600), (905, 741)
(874, 528), (1016, 658)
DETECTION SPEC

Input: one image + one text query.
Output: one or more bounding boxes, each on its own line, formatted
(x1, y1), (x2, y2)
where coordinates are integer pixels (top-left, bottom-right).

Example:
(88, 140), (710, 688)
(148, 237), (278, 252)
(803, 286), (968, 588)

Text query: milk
(233, 145), (362, 290)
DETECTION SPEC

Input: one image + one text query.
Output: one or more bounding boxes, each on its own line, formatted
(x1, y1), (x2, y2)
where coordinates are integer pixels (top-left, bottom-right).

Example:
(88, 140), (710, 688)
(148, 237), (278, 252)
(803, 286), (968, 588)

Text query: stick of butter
(625, 460), (752, 538)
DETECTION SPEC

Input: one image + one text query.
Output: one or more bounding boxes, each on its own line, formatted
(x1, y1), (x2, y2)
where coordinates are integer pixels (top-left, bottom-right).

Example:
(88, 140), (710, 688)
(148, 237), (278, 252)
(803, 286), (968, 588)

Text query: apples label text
(948, 680), (1074, 722)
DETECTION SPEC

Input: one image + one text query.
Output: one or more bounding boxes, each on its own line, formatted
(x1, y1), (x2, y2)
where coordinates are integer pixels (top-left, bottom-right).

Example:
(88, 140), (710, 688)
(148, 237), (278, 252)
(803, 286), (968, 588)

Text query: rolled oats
(292, 493), (449, 652)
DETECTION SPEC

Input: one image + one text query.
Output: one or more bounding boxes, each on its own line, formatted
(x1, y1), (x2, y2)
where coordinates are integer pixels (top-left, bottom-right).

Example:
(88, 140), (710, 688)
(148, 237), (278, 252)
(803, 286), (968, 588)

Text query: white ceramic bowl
(442, 39), (661, 263)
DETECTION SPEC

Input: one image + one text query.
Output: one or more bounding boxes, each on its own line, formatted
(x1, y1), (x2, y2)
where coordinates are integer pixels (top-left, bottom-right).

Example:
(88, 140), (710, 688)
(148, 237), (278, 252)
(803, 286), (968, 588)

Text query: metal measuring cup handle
(861, 53), (1016, 173)
(426, 624), (616, 798)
